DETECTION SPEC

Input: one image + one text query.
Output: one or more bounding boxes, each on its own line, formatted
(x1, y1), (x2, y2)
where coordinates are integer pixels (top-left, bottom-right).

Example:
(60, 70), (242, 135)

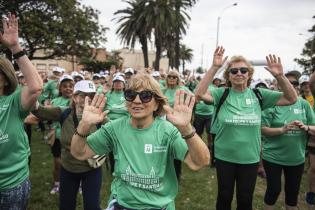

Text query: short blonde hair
(223, 56), (254, 87)
(0, 57), (18, 95)
(128, 73), (167, 117)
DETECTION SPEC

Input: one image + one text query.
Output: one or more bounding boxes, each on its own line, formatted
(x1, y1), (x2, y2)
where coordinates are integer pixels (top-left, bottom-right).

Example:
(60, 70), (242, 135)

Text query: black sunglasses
(229, 67), (249, 75)
(167, 75), (178, 79)
(290, 81), (299, 87)
(124, 89), (154, 103)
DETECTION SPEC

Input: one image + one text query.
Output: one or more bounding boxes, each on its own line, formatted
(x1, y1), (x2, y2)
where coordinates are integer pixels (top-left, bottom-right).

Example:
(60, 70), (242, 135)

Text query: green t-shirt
(194, 85), (215, 116)
(0, 88), (30, 191)
(51, 96), (71, 139)
(164, 86), (191, 108)
(87, 116), (188, 210)
(105, 91), (129, 120)
(97, 85), (104, 94)
(211, 87), (282, 164)
(262, 98), (315, 165)
(40, 80), (58, 104)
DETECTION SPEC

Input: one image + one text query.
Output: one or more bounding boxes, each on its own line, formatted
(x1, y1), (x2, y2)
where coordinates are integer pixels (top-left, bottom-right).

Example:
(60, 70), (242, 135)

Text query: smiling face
(126, 88), (159, 122)
(228, 61), (250, 87)
(60, 80), (74, 98)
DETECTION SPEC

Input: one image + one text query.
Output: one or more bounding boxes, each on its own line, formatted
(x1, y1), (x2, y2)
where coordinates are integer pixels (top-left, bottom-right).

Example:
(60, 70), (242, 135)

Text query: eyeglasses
(290, 81), (299, 87)
(124, 89), (154, 103)
(77, 92), (95, 99)
(229, 67), (249, 75)
(167, 75), (178, 79)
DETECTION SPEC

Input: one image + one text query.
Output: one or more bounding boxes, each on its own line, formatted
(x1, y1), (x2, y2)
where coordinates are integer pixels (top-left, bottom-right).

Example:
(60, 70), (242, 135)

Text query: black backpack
(212, 88), (263, 124)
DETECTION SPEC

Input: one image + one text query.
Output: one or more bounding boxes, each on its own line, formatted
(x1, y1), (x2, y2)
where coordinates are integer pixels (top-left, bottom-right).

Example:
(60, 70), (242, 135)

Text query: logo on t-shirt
(0, 129), (9, 144)
(144, 144), (153, 153)
(0, 104), (9, 111)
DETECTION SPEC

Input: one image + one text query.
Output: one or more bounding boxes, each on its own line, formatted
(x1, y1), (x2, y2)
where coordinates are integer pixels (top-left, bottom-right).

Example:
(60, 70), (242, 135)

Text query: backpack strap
(60, 108), (72, 126)
(252, 88), (263, 110)
(212, 88), (230, 124)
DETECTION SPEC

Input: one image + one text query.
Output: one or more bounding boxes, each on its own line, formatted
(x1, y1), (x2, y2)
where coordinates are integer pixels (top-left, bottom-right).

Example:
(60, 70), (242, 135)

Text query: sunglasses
(290, 81), (299, 87)
(229, 67), (249, 75)
(124, 89), (154, 103)
(77, 92), (95, 99)
(167, 75), (178, 79)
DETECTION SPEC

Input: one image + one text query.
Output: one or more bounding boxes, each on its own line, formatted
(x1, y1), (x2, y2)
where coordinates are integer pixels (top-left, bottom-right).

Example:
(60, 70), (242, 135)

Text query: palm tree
(114, 0), (151, 67)
(180, 44), (193, 71)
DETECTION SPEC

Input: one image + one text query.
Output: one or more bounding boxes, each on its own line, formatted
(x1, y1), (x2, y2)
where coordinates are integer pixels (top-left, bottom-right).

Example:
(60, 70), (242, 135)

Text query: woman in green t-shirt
(0, 14), (43, 209)
(71, 73), (210, 210)
(261, 73), (315, 210)
(195, 46), (298, 210)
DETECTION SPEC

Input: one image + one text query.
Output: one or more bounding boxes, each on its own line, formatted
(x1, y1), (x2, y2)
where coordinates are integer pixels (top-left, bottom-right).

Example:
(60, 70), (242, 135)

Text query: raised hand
(163, 90), (195, 132)
(265, 54), (284, 78)
(81, 94), (108, 126)
(0, 13), (20, 50)
(212, 46), (228, 69)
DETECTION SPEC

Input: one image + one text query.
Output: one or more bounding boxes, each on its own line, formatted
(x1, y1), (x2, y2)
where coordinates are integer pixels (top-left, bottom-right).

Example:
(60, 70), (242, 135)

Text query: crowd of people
(1, 13), (315, 210)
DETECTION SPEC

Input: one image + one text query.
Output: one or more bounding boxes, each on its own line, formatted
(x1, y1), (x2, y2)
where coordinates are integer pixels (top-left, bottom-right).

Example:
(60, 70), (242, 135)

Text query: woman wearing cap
(163, 70), (192, 181)
(261, 73), (315, 210)
(195, 46), (297, 210)
(104, 74), (129, 173)
(71, 73), (210, 210)
(32, 80), (104, 210)
(48, 74), (74, 195)
(0, 14), (43, 209)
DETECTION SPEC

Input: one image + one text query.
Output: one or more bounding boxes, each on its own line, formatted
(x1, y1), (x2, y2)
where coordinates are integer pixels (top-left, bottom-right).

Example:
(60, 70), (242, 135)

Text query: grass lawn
(28, 129), (311, 210)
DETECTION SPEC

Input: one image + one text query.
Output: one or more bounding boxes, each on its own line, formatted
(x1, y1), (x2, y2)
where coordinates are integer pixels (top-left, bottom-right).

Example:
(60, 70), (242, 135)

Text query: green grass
(28, 129), (311, 210)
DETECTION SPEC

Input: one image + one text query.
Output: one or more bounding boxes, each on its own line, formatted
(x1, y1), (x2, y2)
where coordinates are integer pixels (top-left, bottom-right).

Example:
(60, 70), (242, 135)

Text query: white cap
(73, 80), (96, 94)
(17, 72), (24, 78)
(251, 79), (269, 89)
(59, 74), (74, 84)
(299, 75), (310, 85)
(151, 71), (160, 77)
(92, 73), (101, 79)
(113, 72), (125, 78)
(71, 71), (84, 80)
(52, 66), (65, 73)
(112, 75), (125, 83)
(125, 67), (134, 74)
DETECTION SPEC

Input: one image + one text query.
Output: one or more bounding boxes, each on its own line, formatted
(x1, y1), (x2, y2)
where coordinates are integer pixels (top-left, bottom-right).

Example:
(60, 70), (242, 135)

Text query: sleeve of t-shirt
(169, 127), (188, 161)
(257, 88), (282, 110)
(87, 122), (114, 155)
(303, 99), (315, 125)
(261, 108), (273, 127)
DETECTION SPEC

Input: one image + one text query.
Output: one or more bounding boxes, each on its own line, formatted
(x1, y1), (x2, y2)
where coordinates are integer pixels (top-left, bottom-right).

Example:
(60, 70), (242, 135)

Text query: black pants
(216, 159), (258, 210)
(263, 160), (304, 206)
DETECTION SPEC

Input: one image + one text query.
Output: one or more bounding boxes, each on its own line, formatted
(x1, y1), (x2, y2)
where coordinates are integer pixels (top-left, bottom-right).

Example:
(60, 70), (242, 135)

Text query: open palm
(164, 90), (195, 128)
(265, 54), (283, 77)
(0, 13), (19, 48)
(82, 94), (108, 125)
(212, 46), (228, 69)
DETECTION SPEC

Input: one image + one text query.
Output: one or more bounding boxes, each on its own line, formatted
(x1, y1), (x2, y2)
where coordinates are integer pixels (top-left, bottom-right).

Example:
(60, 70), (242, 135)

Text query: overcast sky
(81, 0), (314, 79)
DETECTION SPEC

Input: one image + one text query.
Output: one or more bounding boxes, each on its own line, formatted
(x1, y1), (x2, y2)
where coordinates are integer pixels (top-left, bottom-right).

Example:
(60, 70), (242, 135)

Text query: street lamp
(215, 2), (238, 47)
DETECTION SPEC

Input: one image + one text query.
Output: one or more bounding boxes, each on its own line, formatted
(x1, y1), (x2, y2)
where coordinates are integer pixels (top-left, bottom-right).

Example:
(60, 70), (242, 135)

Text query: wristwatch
(13, 49), (27, 60)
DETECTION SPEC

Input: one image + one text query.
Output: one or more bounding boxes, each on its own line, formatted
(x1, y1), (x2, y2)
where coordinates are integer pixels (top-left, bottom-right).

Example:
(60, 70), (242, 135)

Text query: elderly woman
(32, 80), (103, 210)
(0, 14), (43, 209)
(195, 46), (297, 210)
(71, 73), (210, 210)
(261, 72), (315, 210)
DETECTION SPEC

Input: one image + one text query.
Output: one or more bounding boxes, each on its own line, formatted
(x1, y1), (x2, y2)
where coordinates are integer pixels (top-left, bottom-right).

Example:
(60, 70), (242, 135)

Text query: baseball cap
(73, 80), (96, 94)
(151, 71), (160, 77)
(299, 75), (310, 85)
(52, 66), (65, 73)
(251, 79), (269, 89)
(92, 73), (101, 79)
(113, 75), (125, 83)
(125, 68), (134, 74)
(59, 74), (74, 84)
(284, 70), (301, 80)
(17, 72), (24, 78)
(71, 71), (85, 80)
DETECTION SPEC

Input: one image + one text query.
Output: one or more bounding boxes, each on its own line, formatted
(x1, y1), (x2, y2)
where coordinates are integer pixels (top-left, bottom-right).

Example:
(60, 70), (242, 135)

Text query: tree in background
(179, 44), (193, 71)
(295, 15), (315, 73)
(114, 0), (150, 68)
(0, 0), (107, 61)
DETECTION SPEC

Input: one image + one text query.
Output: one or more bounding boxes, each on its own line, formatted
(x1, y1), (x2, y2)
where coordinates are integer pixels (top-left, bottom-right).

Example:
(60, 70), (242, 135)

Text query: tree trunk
(174, 1), (180, 71)
(140, 36), (149, 68)
(154, 35), (161, 71)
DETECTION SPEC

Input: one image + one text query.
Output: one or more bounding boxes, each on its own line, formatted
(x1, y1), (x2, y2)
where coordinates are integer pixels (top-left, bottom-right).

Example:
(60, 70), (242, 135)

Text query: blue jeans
(0, 178), (31, 210)
(59, 166), (102, 210)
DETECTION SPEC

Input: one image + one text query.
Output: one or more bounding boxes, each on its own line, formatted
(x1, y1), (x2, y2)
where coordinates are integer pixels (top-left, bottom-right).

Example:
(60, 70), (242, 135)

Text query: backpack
(212, 88), (263, 124)
(60, 108), (106, 168)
